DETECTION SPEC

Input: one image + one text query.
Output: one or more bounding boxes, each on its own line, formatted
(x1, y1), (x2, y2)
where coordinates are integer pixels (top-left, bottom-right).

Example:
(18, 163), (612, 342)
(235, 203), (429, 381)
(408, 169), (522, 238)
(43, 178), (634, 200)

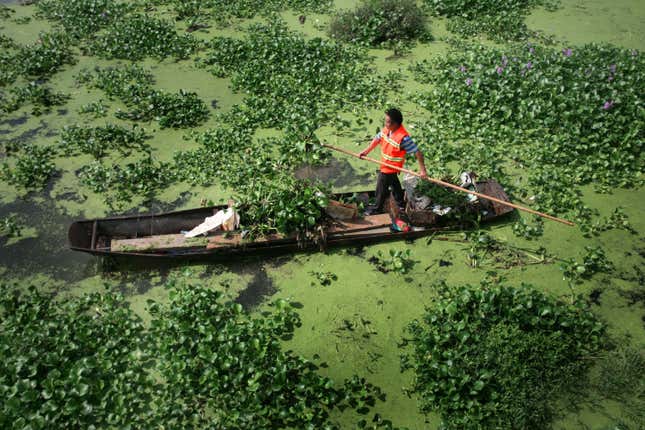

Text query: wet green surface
(1, 1), (643, 428)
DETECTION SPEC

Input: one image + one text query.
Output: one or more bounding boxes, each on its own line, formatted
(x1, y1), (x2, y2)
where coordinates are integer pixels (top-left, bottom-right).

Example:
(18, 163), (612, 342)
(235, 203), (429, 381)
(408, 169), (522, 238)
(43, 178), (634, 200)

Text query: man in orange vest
(359, 108), (428, 215)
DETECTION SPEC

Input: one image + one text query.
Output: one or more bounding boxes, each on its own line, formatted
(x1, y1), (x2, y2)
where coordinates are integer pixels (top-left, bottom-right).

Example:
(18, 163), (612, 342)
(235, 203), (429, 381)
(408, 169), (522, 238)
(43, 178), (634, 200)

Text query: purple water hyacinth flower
(631, 50), (638, 57)
(609, 64), (616, 73)
(526, 61), (532, 70)
(602, 100), (614, 110)
(608, 75), (614, 82)
(496, 66), (504, 75)
(529, 46), (535, 54)
(502, 56), (508, 67)
(562, 48), (572, 57)
(465, 78), (473, 86)
(460, 65), (467, 73)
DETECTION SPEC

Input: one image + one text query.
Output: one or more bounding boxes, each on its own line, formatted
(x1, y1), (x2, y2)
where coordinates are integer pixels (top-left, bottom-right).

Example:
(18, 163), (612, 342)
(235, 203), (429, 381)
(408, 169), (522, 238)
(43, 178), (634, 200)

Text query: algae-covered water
(1, 0), (643, 428)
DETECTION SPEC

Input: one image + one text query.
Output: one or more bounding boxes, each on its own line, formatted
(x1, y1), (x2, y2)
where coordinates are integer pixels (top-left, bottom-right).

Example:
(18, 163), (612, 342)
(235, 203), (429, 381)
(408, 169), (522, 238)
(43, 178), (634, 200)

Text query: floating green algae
(0, 0), (643, 428)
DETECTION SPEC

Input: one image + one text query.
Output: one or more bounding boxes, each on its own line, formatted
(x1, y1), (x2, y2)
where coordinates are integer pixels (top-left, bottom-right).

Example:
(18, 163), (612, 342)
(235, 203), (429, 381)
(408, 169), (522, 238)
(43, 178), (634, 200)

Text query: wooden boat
(68, 180), (513, 260)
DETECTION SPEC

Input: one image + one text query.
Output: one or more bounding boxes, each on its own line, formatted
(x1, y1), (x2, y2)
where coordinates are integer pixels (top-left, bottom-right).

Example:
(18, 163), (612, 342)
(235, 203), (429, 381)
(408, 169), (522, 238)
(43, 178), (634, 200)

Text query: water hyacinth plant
(424, 0), (559, 41)
(402, 281), (605, 429)
(58, 124), (151, 158)
(410, 42), (644, 231)
(35, 0), (131, 39)
(1, 145), (57, 191)
(77, 66), (209, 128)
(329, 0), (430, 48)
(88, 14), (199, 60)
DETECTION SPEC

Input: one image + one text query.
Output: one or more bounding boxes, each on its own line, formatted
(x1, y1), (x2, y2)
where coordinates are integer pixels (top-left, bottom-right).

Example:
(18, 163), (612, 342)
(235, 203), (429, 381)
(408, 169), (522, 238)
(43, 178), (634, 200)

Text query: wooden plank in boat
(326, 213), (391, 233)
(206, 232), (291, 249)
(111, 234), (208, 252)
(328, 226), (392, 238)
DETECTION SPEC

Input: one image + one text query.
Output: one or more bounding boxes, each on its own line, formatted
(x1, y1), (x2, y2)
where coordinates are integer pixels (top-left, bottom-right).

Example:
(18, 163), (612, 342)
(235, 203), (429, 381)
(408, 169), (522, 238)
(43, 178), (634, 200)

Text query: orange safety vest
(379, 125), (410, 174)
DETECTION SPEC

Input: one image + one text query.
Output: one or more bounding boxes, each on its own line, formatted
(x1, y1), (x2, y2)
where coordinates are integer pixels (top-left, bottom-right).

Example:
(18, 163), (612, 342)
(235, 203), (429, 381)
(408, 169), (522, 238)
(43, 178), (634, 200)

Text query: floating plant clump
(329, 0), (431, 48)
(77, 66), (209, 128)
(402, 281), (605, 429)
(59, 124), (151, 159)
(410, 42), (644, 231)
(202, 18), (381, 130)
(1, 144), (57, 191)
(36, 0), (130, 38)
(88, 14), (199, 60)
(424, 0), (560, 41)
(0, 283), (387, 429)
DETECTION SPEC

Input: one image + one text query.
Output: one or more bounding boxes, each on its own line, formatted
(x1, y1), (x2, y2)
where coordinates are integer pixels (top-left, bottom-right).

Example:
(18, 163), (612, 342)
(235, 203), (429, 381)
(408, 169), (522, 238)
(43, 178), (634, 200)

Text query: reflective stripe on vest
(381, 152), (404, 163)
(379, 125), (409, 173)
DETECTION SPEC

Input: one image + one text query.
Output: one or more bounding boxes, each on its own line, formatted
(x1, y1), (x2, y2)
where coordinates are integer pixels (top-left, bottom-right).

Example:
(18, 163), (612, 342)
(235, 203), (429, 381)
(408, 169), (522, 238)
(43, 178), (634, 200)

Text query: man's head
(384, 108), (403, 131)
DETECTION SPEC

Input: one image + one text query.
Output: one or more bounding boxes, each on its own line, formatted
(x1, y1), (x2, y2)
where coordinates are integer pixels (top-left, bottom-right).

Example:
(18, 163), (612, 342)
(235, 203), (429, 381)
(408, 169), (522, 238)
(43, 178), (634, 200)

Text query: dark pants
(374, 172), (405, 212)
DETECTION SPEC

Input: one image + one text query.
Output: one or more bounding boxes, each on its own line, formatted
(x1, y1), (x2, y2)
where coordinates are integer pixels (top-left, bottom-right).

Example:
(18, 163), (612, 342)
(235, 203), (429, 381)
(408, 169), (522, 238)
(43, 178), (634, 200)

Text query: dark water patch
(343, 245), (366, 257)
(294, 158), (372, 188)
(210, 99), (218, 109)
(100, 266), (170, 295)
(0, 115), (27, 127)
(57, 191), (87, 203)
(589, 288), (602, 305)
(0, 196), (94, 283)
(232, 256), (290, 309)
(57, 109), (68, 116)
(618, 284), (645, 307)
(0, 129), (11, 135)
(439, 259), (453, 267)
(0, 120), (49, 151)
(114, 191), (193, 217)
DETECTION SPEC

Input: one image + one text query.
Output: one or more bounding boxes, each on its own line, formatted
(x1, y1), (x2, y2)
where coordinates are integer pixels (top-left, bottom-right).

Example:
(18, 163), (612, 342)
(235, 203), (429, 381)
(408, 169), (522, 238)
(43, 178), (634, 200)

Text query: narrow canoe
(68, 180), (513, 260)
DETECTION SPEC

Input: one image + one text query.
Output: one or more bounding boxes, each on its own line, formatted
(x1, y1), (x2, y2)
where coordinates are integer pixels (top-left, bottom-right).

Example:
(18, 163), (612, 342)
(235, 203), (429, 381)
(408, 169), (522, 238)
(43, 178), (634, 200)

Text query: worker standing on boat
(359, 108), (428, 215)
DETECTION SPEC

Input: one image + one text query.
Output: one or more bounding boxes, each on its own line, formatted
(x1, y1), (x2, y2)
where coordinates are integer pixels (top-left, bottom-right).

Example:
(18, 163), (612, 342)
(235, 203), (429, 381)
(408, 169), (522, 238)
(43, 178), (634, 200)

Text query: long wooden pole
(323, 144), (574, 227)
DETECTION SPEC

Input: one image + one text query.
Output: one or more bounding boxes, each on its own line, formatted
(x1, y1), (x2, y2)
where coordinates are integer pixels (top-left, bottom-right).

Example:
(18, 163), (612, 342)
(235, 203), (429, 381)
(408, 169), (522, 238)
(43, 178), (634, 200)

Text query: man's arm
(416, 150), (428, 179)
(359, 134), (380, 158)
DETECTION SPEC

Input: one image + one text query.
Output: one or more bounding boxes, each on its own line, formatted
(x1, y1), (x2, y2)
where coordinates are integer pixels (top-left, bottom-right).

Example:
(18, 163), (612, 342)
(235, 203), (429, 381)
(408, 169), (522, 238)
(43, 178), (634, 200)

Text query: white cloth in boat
(184, 207), (239, 238)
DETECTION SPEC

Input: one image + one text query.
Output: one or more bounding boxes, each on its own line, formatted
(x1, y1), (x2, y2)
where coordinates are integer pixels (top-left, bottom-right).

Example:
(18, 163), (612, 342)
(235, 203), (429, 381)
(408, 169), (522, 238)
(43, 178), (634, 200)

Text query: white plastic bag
(184, 207), (239, 238)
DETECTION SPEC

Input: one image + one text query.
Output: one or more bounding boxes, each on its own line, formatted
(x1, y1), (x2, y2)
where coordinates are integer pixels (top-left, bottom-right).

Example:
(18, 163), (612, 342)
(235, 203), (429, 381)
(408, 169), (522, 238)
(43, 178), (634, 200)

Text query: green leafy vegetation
(15, 31), (76, 77)
(166, 0), (332, 25)
(0, 31), (75, 89)
(411, 43), (644, 232)
(592, 345), (645, 426)
(235, 177), (330, 236)
(310, 270), (338, 286)
(561, 245), (614, 286)
(89, 14), (199, 60)
(77, 66), (209, 128)
(402, 281), (604, 429)
(0, 5), (14, 20)
(115, 89), (209, 128)
(0, 281), (388, 429)
(202, 19), (381, 131)
(512, 215), (544, 239)
(149, 282), (385, 428)
(78, 99), (109, 118)
(78, 156), (172, 208)
(423, 0), (559, 41)
(329, 0), (430, 48)
(0, 286), (154, 429)
(1, 82), (70, 115)
(463, 231), (551, 269)
(415, 181), (467, 208)
(59, 124), (151, 158)
(1, 145), (57, 191)
(369, 249), (415, 274)
(36, 0), (130, 39)
(0, 215), (22, 239)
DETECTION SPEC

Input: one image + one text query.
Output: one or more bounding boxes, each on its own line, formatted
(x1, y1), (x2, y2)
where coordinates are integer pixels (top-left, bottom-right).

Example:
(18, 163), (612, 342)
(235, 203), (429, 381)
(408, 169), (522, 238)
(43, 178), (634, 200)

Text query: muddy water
(1, 1), (644, 429)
